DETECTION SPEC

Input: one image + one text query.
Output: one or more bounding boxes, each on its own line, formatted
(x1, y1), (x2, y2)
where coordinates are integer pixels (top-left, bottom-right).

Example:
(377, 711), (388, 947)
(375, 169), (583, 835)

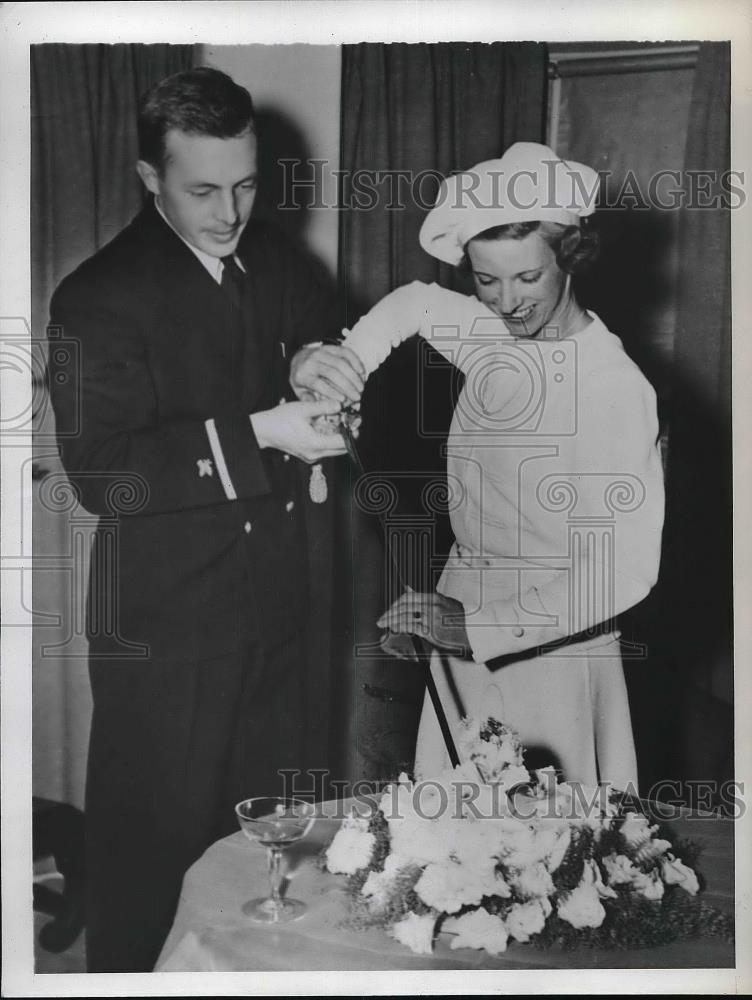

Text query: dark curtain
(31, 43), (197, 338)
(661, 42), (733, 799)
(31, 44), (196, 807)
(340, 42), (547, 308)
(336, 43), (548, 780)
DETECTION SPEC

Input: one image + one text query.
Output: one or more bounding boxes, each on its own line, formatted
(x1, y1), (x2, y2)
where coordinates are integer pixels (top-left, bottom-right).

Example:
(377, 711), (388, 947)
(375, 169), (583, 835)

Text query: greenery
(333, 799), (734, 951)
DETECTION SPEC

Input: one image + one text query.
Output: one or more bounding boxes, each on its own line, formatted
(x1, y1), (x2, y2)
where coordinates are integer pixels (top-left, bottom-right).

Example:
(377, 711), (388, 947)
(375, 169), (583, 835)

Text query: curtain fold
(31, 43), (197, 335)
(663, 42), (733, 793)
(340, 42), (547, 309)
(336, 43), (548, 781)
(32, 44), (196, 808)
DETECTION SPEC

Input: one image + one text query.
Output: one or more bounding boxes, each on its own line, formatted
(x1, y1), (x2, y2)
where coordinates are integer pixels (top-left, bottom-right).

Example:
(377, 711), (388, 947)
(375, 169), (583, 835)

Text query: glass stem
(267, 847), (284, 908)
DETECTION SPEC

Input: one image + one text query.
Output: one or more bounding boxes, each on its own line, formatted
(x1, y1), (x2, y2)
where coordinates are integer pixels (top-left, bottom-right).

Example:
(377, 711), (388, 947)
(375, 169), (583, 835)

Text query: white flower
(457, 716), (482, 749)
(414, 776), (453, 816)
(534, 766), (560, 792)
(633, 837), (673, 866)
(444, 907), (509, 956)
(620, 812), (654, 849)
(529, 821), (572, 872)
(661, 856), (700, 895)
(633, 869), (665, 901)
(457, 717), (530, 785)
(383, 781), (453, 867)
(361, 853), (412, 908)
(361, 869), (388, 905)
(583, 858), (618, 899)
(505, 899), (549, 942)
(587, 815), (615, 841)
(388, 817), (452, 867)
(482, 868), (512, 900)
(496, 819), (542, 870)
(552, 782), (617, 832)
(497, 763), (531, 789)
(509, 861), (555, 900)
(450, 818), (505, 872)
(435, 760), (480, 791)
(389, 911), (436, 955)
(602, 852), (639, 886)
(415, 860), (502, 914)
(603, 853), (672, 900)
(460, 781), (513, 820)
(325, 814), (376, 875)
(458, 717), (522, 762)
(378, 777), (413, 821)
(471, 750), (529, 787)
(557, 881), (606, 929)
(545, 824), (572, 872)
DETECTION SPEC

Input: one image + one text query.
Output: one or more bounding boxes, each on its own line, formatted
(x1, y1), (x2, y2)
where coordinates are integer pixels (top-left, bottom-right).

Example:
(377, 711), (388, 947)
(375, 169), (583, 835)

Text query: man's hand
(290, 343), (366, 405)
(250, 398), (348, 463)
(377, 590), (472, 658)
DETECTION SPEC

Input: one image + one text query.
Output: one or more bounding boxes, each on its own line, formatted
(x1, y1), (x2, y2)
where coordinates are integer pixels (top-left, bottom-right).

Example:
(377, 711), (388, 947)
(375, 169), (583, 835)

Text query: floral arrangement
(325, 718), (733, 957)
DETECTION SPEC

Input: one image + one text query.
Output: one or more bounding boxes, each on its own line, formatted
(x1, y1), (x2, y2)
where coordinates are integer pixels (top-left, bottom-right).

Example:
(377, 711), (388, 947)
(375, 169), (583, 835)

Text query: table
(156, 800), (734, 971)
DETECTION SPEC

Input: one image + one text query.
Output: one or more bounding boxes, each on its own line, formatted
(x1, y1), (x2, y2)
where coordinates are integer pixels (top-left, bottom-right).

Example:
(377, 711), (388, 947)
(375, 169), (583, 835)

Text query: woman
(341, 143), (664, 790)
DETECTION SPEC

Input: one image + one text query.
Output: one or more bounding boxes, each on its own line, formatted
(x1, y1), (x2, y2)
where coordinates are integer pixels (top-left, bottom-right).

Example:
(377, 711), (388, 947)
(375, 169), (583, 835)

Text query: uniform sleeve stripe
(204, 417), (237, 500)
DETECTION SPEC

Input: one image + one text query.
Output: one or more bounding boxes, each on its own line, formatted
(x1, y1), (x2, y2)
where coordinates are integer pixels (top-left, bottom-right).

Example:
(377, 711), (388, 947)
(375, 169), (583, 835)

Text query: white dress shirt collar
(154, 198), (245, 283)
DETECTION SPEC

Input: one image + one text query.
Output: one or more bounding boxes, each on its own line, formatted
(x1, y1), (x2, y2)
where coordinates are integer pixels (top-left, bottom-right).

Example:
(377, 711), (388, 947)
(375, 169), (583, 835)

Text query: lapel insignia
(197, 458), (214, 478)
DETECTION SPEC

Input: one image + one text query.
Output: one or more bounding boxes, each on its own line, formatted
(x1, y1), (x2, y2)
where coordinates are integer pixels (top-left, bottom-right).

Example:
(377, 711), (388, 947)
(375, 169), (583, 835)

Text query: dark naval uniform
(48, 200), (341, 971)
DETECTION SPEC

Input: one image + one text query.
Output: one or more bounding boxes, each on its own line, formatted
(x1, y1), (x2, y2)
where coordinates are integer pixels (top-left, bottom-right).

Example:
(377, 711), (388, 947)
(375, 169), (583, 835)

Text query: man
(48, 66), (364, 972)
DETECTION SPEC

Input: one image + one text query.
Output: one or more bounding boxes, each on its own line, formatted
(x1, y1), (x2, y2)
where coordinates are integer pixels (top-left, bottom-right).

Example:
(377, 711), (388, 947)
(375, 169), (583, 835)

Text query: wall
(550, 60), (694, 416)
(545, 52), (734, 796)
(203, 44), (341, 279)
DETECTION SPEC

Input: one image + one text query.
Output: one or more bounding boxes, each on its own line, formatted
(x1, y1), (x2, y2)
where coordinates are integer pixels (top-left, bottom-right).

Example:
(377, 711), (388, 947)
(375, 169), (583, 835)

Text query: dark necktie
(220, 254), (247, 386)
(220, 254), (245, 311)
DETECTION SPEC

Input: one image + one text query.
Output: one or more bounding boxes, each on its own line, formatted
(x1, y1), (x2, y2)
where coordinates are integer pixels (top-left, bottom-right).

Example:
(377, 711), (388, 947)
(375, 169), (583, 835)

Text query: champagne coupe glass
(235, 796), (316, 923)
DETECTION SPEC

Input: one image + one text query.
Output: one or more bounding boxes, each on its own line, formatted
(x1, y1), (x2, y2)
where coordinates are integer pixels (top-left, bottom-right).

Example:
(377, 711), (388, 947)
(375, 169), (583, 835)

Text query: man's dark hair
(138, 66), (255, 171)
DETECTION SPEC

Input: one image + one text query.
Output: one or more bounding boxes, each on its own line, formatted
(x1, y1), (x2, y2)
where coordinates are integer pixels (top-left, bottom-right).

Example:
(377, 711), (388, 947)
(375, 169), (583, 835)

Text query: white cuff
(204, 418), (237, 501)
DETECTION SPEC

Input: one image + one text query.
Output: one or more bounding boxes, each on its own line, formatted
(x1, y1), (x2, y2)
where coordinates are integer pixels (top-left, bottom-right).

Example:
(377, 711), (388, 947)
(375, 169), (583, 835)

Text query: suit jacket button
(244, 521), (252, 534)
(285, 500), (295, 513)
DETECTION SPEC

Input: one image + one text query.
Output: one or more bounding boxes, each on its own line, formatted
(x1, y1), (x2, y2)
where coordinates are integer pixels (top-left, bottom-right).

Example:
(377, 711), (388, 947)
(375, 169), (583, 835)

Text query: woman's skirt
(414, 631), (639, 792)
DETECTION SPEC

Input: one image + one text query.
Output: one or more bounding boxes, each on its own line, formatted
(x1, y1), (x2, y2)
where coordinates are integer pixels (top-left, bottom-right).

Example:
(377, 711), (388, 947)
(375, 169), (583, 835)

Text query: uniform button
(283, 453), (290, 462)
(512, 626), (525, 638)
(285, 500), (295, 513)
(244, 521), (252, 534)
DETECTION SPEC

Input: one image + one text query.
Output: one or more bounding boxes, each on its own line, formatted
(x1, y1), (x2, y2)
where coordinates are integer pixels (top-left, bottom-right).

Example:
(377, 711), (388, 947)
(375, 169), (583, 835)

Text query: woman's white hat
(419, 142), (600, 265)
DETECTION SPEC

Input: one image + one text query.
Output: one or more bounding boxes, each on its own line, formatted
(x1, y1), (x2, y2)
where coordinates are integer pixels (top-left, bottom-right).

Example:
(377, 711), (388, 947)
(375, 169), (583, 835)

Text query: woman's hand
(289, 343), (366, 406)
(377, 590), (472, 658)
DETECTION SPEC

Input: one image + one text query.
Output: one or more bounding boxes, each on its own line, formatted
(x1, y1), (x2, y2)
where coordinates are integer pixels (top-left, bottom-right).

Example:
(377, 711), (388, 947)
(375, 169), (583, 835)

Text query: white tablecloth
(156, 800), (734, 971)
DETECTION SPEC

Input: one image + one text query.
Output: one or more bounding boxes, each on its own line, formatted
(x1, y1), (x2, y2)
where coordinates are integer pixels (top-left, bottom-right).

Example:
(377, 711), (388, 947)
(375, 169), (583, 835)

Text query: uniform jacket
(48, 201), (341, 665)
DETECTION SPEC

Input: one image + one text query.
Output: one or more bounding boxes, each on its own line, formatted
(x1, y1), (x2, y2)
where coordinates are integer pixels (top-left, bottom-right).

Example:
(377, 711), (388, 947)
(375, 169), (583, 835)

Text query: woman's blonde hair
(462, 220), (600, 275)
